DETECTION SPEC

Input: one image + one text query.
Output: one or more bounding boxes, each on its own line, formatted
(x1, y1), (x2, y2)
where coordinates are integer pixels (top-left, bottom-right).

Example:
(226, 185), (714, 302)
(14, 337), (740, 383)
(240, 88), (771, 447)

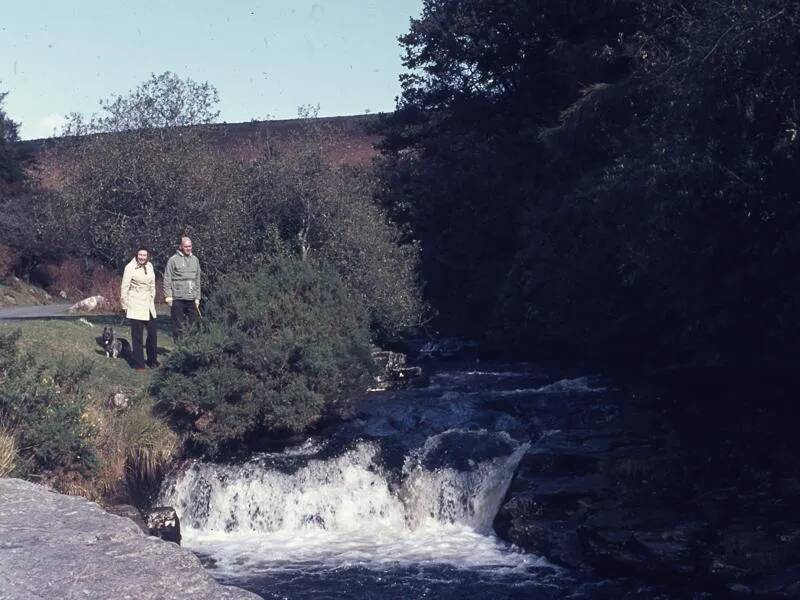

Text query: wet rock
(370, 348), (428, 390)
(419, 338), (479, 359)
(577, 506), (710, 579)
(519, 450), (600, 477)
(494, 494), (587, 568)
(372, 348), (406, 372)
(510, 473), (609, 502)
(145, 506), (181, 544)
(0, 478), (257, 599)
(749, 564), (800, 597)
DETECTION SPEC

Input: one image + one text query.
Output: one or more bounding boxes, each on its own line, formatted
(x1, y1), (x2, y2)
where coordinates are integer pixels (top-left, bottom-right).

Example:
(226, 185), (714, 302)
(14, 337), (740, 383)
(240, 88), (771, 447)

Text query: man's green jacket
(163, 251), (201, 301)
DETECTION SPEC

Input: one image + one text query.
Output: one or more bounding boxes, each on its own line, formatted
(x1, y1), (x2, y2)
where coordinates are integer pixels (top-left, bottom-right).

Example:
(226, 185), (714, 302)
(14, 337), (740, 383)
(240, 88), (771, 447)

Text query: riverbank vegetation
(152, 256), (374, 458)
(0, 73), (421, 493)
(0, 318), (177, 501)
(378, 0), (800, 371)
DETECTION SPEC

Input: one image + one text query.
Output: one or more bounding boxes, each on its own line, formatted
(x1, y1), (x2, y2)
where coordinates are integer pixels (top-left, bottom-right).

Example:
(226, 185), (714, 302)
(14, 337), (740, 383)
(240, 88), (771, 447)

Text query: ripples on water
(160, 365), (606, 599)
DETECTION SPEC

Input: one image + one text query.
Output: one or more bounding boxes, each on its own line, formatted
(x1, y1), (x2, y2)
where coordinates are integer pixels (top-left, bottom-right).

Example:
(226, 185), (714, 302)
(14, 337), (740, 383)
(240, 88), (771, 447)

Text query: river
(157, 361), (626, 598)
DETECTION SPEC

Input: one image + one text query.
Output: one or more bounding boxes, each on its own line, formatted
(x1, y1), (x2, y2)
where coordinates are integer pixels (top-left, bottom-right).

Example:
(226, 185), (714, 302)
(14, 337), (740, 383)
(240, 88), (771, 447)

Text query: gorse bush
(152, 256), (374, 458)
(0, 329), (97, 475)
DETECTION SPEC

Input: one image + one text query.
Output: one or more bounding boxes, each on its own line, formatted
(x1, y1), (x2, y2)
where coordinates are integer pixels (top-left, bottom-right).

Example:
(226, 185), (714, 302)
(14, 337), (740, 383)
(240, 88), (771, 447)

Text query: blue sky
(0, 1), (423, 139)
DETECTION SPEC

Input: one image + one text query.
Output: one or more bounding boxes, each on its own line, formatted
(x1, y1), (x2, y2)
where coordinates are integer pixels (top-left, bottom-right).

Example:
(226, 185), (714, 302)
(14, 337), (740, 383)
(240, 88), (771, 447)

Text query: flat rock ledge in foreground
(0, 478), (258, 600)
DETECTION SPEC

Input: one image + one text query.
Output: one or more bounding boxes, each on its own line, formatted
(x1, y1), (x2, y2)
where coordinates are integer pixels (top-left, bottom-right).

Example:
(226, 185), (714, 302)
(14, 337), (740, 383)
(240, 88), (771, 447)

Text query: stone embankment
(0, 478), (258, 600)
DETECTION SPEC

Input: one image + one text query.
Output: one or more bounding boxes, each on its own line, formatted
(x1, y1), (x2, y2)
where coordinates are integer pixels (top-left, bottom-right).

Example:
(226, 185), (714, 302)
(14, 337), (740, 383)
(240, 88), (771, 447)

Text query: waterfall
(160, 430), (528, 539)
(162, 442), (406, 535)
(153, 364), (589, 597)
(400, 431), (529, 533)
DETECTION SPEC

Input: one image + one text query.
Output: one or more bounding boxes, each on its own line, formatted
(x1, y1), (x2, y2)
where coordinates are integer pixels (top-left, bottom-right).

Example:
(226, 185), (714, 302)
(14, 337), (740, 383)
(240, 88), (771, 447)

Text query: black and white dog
(101, 327), (129, 358)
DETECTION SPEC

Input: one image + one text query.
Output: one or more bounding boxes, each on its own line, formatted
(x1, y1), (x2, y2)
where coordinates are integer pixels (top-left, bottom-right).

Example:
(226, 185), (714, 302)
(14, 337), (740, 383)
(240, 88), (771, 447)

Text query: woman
(120, 247), (159, 370)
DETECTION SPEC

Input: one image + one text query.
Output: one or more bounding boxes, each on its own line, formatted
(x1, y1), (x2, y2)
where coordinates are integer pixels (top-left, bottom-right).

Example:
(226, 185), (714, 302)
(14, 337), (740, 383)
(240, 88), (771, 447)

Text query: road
(0, 304), (75, 319)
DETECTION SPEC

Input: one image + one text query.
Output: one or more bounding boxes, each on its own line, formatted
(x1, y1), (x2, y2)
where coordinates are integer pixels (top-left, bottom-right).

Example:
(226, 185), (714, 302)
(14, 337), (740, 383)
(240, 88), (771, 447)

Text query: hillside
(16, 113), (383, 188)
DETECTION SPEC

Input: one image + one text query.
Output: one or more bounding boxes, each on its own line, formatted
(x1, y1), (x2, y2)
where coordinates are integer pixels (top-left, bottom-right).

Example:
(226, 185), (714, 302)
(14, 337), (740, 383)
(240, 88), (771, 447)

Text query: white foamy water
(160, 432), (539, 575)
(492, 376), (606, 397)
(401, 434), (529, 533)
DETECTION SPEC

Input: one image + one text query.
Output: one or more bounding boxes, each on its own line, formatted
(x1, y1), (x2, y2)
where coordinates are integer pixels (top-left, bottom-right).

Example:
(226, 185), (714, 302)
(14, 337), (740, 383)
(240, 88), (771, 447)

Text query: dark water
(161, 362), (613, 599)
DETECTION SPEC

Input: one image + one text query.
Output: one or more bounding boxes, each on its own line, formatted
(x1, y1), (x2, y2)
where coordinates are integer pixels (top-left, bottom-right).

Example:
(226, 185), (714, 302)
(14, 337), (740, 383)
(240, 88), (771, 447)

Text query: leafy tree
(240, 115), (425, 334)
(30, 72), (222, 267)
(152, 257), (374, 458)
(495, 1), (800, 364)
(62, 71), (220, 134)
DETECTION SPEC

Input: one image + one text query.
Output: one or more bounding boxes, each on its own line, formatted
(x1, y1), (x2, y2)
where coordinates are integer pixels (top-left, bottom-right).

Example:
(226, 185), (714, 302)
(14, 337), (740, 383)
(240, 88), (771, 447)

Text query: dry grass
(90, 266), (123, 312)
(46, 258), (85, 299)
(47, 393), (179, 503)
(46, 259), (124, 310)
(0, 427), (16, 477)
(89, 397), (178, 502)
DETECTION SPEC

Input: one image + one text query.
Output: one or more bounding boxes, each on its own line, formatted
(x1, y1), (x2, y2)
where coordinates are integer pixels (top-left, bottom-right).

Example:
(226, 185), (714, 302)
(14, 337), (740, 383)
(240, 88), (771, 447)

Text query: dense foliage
(381, 0), (800, 367)
(0, 89), (22, 185)
(4, 73), (423, 334)
(151, 256), (374, 458)
(0, 329), (97, 475)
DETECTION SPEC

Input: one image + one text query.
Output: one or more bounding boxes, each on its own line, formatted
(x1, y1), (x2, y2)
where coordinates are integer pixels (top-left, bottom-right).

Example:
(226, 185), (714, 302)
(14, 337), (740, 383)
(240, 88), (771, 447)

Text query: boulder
(494, 493), (587, 568)
(68, 294), (110, 313)
(0, 478), (257, 599)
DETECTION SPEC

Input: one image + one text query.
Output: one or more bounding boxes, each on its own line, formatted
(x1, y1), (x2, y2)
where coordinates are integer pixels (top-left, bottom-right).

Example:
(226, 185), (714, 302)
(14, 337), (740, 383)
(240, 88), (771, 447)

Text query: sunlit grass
(0, 314), (174, 400)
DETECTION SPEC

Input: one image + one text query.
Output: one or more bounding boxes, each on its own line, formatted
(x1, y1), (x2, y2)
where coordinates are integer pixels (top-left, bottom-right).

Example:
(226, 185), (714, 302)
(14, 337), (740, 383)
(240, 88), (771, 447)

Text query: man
(163, 236), (201, 341)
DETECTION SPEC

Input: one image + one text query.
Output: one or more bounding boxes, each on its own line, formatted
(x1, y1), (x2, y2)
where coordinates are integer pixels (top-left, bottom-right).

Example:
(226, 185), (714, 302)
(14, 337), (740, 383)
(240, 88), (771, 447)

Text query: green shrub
(0, 329), (97, 475)
(152, 256), (374, 458)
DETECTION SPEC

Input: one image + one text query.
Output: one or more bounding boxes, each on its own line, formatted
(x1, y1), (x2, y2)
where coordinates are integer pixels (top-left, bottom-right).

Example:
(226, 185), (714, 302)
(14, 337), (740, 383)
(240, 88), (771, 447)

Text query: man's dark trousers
(130, 318), (158, 368)
(171, 299), (197, 341)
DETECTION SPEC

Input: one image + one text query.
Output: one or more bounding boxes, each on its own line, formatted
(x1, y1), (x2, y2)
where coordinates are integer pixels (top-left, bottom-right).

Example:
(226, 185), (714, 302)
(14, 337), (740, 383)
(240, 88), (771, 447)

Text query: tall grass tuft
(0, 427), (16, 476)
(93, 397), (177, 502)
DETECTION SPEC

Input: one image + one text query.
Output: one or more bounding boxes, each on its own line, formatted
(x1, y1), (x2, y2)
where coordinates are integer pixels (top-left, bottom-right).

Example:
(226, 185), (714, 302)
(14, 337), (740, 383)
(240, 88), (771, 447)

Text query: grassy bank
(0, 314), (178, 504)
(6, 314), (173, 398)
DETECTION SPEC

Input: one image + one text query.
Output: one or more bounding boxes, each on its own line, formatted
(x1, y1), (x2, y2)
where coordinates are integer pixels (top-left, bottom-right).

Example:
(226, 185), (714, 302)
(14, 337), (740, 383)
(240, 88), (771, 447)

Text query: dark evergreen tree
(381, 0), (800, 368)
(0, 89), (22, 185)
